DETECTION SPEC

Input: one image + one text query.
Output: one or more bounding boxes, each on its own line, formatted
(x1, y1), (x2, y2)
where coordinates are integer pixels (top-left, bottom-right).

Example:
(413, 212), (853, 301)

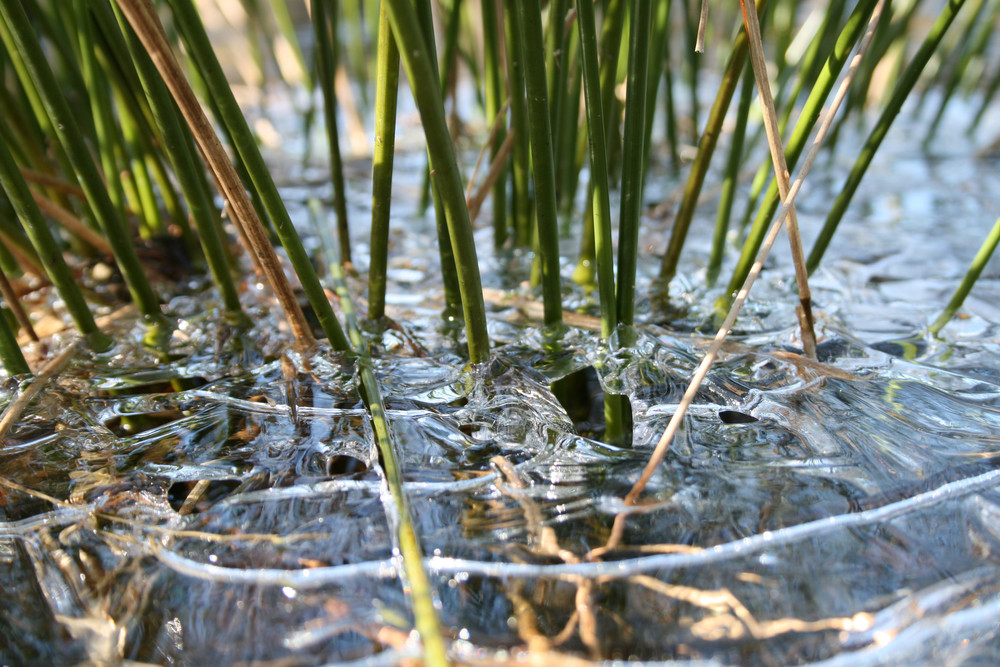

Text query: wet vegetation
(4, 0), (1000, 664)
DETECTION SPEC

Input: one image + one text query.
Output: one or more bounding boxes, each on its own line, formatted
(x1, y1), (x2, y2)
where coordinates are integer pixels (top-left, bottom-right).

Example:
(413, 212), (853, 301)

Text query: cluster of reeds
(2, 0), (1000, 662)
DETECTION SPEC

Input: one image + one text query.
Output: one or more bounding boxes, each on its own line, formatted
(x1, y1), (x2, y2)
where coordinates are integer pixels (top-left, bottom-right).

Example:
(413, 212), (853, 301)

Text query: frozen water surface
(4, 93), (1000, 665)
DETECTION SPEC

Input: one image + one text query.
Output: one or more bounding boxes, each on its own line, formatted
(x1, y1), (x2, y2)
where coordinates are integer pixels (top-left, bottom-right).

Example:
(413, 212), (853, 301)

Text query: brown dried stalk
(115, 0), (315, 349)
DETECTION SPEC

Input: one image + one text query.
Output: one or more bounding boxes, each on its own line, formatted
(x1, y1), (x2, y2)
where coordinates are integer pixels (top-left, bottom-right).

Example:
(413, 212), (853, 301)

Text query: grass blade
(658, 0), (765, 288)
(0, 131), (109, 348)
(0, 0), (167, 333)
(312, 0), (352, 266)
(929, 214), (1000, 336)
(807, 0), (969, 275)
(367, 3), (399, 322)
(516, 0), (563, 326)
(164, 0), (351, 350)
(116, 0), (322, 349)
(739, 0), (817, 357)
(384, 0), (489, 363)
(481, 0), (508, 248)
(615, 0), (652, 329)
(110, 0), (244, 317)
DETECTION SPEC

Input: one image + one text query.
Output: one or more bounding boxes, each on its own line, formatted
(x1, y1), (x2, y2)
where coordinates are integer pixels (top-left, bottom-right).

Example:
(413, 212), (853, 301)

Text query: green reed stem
(0, 205), (42, 275)
(545, 0), (568, 128)
(926, 0), (990, 143)
(368, 5), (399, 322)
(642, 0), (671, 172)
(29, 0), (95, 138)
(75, 0), (128, 218)
(265, 0), (312, 89)
(779, 0), (848, 136)
(417, 0), (464, 219)
(481, 0), (507, 248)
(111, 1), (243, 317)
(504, 1), (532, 248)
(724, 0), (876, 304)
(597, 0), (625, 160)
(118, 98), (163, 238)
(576, 0), (627, 445)
(662, 21), (680, 174)
(0, 302), (29, 376)
(385, 0), (489, 363)
(576, 0), (614, 327)
(658, 0), (766, 287)
(929, 214), (1000, 336)
(167, 0), (350, 351)
(807, 0), (967, 275)
(310, 198), (446, 667)
(544, 0), (570, 214)
(555, 23), (582, 220)
(0, 77), (46, 172)
(682, 0), (701, 140)
(413, 0), (463, 326)
(341, 0), (370, 111)
(616, 0), (651, 329)
(708, 63), (753, 287)
(90, 0), (192, 245)
(516, 0), (563, 326)
(0, 0), (166, 329)
(736, 0), (848, 236)
(0, 132), (109, 349)
(311, 0), (351, 266)
(970, 44), (1000, 130)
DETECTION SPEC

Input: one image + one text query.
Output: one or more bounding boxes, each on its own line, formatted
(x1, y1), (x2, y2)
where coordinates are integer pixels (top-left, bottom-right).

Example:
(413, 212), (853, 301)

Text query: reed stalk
(682, 0), (701, 139)
(929, 214), (1000, 336)
(572, 0), (624, 284)
(367, 4), (399, 322)
(311, 0), (352, 266)
(117, 95), (164, 238)
(616, 0), (652, 330)
(925, 0), (991, 143)
(662, 25), (680, 174)
(414, 0), (463, 327)
(116, 0), (324, 350)
(516, 0), (563, 327)
(0, 0), (167, 332)
(0, 266), (35, 343)
(74, 0), (129, 219)
(0, 302), (29, 376)
(595, 0), (887, 554)
(264, 0), (311, 89)
(0, 234), (20, 278)
(481, 0), (507, 248)
(596, 0), (625, 167)
(313, 200), (448, 667)
(724, 0), (875, 305)
(163, 0), (351, 350)
(0, 214), (43, 278)
(555, 23), (582, 220)
(740, 0), (817, 357)
(0, 134), (109, 348)
(707, 64), (753, 287)
(642, 0), (671, 172)
(111, 1), (244, 317)
(384, 0), (489, 363)
(576, 0), (626, 445)
(807, 0), (969, 275)
(658, 1), (764, 288)
(504, 0), (532, 248)
(735, 0), (849, 236)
